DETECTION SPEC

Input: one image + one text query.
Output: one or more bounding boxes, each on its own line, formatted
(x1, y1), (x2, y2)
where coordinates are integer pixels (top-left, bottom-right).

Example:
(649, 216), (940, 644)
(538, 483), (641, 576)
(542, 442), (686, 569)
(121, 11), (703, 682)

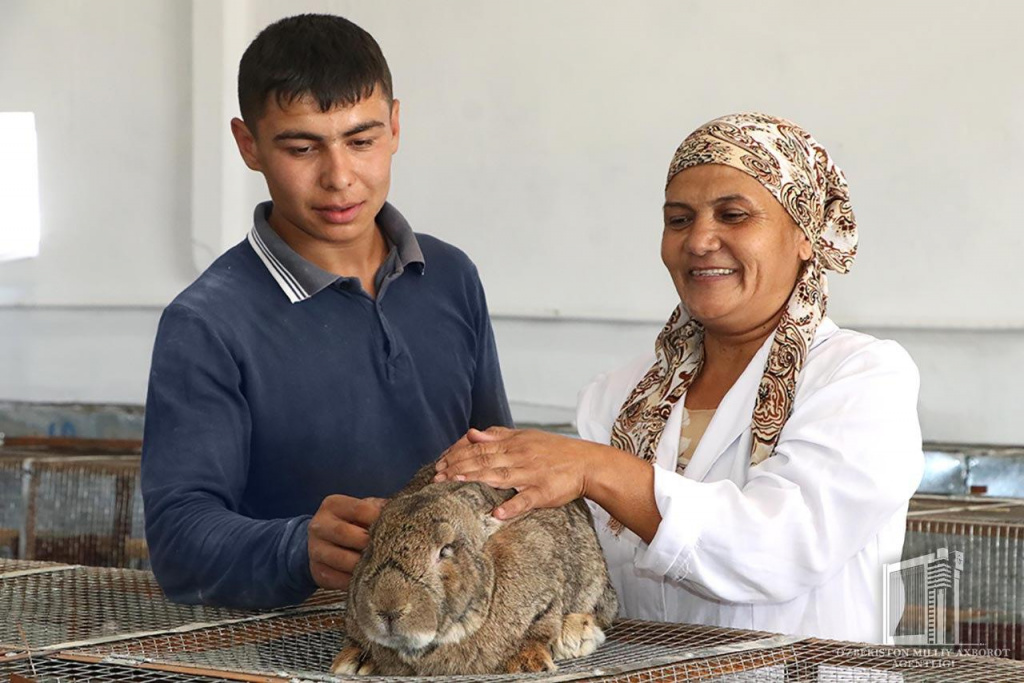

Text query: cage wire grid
(902, 495), (1024, 660)
(4, 562), (1024, 682)
(0, 564), (344, 656)
(0, 657), (235, 683)
(2, 443), (1024, 682)
(0, 454), (149, 569)
(60, 615), (803, 682)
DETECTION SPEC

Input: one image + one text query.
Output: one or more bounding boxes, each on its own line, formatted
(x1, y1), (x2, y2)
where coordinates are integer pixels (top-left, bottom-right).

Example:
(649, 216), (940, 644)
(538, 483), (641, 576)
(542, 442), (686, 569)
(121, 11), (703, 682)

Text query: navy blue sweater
(142, 227), (511, 608)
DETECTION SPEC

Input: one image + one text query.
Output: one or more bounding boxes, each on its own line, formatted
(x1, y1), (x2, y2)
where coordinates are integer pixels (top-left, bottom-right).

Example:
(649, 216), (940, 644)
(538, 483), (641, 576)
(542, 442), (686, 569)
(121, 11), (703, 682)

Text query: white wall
(0, 0), (194, 307)
(249, 0), (1024, 329)
(1, 0), (1022, 444)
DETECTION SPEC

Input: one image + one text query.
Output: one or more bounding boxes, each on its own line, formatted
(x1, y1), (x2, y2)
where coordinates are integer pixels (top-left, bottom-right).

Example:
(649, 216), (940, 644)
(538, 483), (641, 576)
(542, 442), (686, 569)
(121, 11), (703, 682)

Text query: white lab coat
(577, 318), (923, 643)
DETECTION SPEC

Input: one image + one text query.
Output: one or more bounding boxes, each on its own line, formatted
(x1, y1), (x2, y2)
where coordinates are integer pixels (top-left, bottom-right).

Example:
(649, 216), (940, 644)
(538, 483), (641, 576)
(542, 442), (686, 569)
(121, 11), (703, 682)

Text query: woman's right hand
(436, 427), (662, 543)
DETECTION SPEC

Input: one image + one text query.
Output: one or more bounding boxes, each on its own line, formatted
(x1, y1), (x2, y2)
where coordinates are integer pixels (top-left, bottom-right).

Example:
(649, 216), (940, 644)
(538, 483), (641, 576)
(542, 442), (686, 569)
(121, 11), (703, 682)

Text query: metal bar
(907, 502), (1024, 519)
(14, 602), (346, 656)
(19, 458), (36, 560)
(55, 652), (290, 682)
(0, 564), (78, 580)
(1, 436), (141, 454)
(111, 471), (133, 566)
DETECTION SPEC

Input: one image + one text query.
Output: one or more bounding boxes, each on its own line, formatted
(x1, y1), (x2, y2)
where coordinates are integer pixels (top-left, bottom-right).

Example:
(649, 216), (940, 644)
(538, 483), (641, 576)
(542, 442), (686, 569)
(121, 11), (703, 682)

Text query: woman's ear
(797, 231), (814, 262)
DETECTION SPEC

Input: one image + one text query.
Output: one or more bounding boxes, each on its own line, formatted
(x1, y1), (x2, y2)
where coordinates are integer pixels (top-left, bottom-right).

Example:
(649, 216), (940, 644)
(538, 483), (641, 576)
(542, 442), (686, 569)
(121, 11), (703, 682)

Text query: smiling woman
(436, 112), (924, 644)
(661, 165), (812, 367)
(0, 112), (41, 262)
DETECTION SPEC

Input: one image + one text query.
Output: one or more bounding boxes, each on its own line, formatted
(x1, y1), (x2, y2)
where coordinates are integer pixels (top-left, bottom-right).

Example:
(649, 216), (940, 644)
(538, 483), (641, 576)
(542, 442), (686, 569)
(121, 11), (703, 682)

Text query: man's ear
(389, 99), (401, 154)
(230, 117), (262, 171)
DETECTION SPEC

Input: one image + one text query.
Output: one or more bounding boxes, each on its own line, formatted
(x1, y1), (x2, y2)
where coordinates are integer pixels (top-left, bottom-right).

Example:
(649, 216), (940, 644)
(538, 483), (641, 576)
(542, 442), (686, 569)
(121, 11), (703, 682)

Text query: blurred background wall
(1, 0), (1022, 442)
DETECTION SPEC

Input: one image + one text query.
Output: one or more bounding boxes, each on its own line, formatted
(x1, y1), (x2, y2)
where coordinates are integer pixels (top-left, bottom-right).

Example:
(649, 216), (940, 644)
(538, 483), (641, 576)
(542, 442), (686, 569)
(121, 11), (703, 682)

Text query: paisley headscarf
(606, 113), (857, 533)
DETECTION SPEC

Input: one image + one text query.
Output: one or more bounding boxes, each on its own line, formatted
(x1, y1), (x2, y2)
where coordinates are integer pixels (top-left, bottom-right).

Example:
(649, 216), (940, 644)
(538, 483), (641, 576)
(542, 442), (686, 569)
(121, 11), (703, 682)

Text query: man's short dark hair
(238, 14), (393, 132)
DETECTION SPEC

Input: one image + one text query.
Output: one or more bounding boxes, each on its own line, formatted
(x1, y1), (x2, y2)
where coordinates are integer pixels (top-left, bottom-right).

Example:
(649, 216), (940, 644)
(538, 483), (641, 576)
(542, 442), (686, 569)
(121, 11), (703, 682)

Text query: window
(0, 112), (41, 261)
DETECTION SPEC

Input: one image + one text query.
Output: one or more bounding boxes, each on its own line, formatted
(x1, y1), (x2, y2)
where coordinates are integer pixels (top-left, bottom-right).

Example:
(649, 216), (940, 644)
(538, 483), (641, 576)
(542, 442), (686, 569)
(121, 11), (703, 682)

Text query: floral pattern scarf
(607, 113), (858, 534)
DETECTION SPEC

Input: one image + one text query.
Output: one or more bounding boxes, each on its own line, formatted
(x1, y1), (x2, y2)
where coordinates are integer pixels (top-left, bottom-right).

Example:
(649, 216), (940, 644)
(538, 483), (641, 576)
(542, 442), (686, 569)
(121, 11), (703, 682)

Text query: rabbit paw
(553, 613), (606, 660)
(330, 644), (376, 675)
(505, 640), (557, 673)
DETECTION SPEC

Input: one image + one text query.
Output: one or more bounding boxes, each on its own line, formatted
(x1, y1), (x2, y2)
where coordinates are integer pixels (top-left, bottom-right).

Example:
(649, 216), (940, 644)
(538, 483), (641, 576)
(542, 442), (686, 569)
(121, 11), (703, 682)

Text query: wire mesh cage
(0, 564), (345, 657)
(0, 657), (234, 683)
(2, 437), (1024, 679)
(900, 495), (1024, 660)
(0, 437), (148, 569)
(68, 614), (810, 682)
(4, 560), (1024, 683)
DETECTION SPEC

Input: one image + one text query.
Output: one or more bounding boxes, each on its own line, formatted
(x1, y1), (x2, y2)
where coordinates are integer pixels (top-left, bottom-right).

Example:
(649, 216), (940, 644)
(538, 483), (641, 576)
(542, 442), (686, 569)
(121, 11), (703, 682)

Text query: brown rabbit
(330, 463), (617, 675)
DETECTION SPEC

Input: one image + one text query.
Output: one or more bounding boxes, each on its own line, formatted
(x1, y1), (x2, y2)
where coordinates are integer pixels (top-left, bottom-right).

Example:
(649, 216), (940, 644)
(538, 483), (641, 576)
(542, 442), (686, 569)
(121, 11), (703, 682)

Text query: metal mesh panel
(0, 456), (24, 559)
(585, 639), (1024, 682)
(0, 656), (232, 682)
(0, 450), (150, 569)
(70, 617), (799, 682)
(46, 619), (1024, 682)
(784, 638), (1024, 682)
(4, 560), (1024, 682)
(31, 457), (140, 565)
(903, 495), (1024, 659)
(0, 564), (339, 655)
(3, 435), (1024, 682)
(70, 610), (350, 680)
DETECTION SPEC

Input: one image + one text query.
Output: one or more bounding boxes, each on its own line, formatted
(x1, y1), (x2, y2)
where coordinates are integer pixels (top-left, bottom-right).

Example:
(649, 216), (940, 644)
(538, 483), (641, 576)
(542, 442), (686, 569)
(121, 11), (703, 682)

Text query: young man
(142, 14), (512, 609)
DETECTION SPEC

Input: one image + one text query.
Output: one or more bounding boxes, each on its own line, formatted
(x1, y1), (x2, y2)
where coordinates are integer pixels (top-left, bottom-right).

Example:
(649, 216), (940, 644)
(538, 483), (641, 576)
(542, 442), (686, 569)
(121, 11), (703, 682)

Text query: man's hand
(308, 495), (386, 590)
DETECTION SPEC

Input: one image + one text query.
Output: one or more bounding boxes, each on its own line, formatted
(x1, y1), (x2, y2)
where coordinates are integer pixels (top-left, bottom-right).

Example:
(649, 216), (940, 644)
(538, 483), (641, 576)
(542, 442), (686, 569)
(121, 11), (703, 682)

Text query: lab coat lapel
(681, 333), (775, 482)
(681, 318), (840, 481)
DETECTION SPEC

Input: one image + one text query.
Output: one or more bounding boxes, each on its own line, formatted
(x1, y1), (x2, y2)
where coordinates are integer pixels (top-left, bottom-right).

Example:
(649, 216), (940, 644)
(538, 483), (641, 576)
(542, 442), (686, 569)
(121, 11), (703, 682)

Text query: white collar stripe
(247, 230), (308, 303)
(249, 228), (306, 300)
(250, 227), (308, 300)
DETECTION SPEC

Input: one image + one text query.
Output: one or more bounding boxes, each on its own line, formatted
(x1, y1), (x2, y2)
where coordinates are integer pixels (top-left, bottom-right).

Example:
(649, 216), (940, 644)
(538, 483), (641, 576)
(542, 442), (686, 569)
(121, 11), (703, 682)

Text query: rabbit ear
(482, 513), (504, 538)
(454, 483), (506, 511)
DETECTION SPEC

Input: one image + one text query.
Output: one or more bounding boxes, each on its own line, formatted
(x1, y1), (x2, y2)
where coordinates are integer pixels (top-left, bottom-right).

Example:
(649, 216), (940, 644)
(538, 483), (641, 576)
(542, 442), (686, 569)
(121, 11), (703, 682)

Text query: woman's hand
(437, 426), (662, 542)
(434, 427), (595, 519)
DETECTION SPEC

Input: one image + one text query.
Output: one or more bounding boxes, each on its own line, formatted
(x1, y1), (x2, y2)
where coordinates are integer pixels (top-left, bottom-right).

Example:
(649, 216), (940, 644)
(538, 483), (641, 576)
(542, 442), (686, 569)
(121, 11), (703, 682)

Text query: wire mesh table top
(3, 560), (1024, 682)
(0, 656), (235, 683)
(0, 563), (344, 655)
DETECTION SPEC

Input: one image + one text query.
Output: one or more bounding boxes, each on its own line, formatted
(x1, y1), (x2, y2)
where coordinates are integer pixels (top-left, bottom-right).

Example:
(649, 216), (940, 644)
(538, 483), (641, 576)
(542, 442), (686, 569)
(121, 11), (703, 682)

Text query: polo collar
(246, 201), (425, 303)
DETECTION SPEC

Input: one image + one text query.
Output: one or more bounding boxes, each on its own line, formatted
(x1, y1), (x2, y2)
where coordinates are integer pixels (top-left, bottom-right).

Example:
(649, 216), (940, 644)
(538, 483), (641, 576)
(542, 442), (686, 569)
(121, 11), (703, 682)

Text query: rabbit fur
(331, 462), (617, 675)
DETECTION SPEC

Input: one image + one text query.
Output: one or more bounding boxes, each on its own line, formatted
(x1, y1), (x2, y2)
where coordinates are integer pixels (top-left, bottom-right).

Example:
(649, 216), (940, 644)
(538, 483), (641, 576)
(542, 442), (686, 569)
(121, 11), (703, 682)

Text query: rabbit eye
(439, 543), (455, 559)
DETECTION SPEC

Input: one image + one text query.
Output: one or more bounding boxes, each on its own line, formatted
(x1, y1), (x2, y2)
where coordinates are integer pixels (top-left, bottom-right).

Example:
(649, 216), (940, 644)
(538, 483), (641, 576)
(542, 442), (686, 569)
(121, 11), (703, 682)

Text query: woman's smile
(689, 267), (738, 279)
(662, 164), (810, 336)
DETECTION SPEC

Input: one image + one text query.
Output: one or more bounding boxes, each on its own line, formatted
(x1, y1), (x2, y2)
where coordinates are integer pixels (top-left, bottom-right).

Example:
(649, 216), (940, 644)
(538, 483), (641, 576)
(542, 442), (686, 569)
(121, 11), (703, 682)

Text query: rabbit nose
(379, 609), (402, 631)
